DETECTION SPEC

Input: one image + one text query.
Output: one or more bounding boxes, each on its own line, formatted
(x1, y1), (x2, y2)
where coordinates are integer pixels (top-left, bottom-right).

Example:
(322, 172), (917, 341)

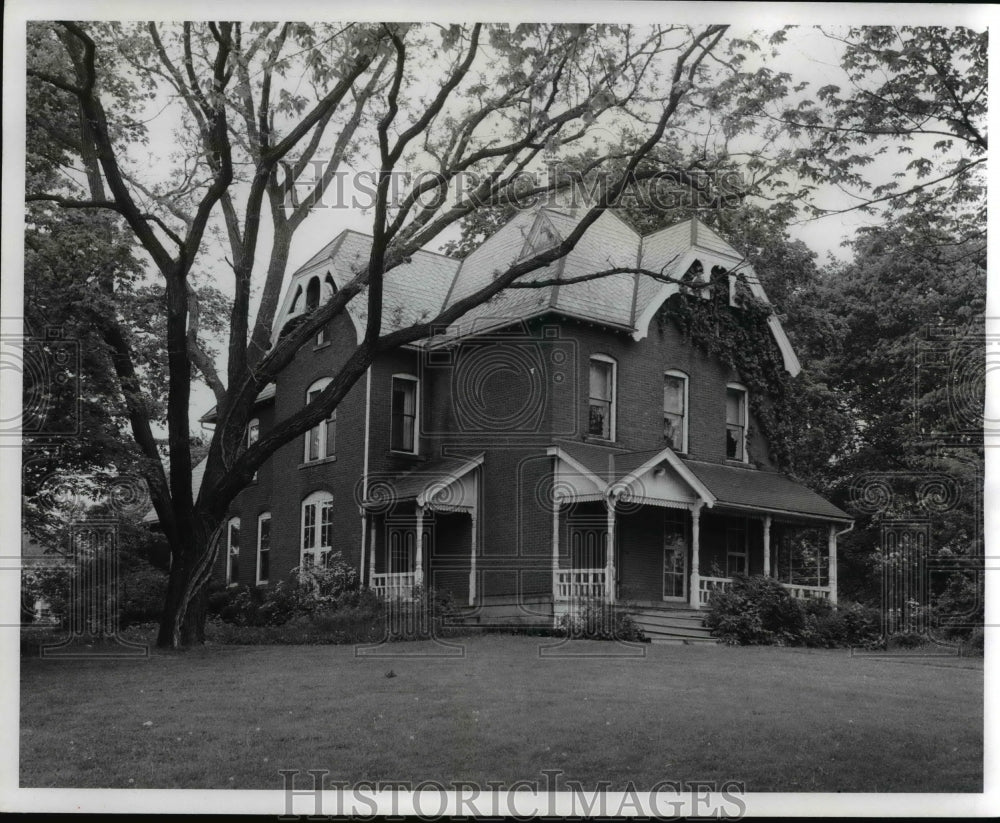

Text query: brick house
(196, 206), (852, 629)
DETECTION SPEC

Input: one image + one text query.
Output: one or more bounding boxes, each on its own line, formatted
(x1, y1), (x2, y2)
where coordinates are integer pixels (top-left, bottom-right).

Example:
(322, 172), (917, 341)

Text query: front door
(662, 509), (688, 601)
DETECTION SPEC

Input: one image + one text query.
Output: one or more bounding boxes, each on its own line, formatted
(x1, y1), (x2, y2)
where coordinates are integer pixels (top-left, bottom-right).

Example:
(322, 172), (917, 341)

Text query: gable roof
(547, 440), (849, 523)
(141, 457), (208, 525)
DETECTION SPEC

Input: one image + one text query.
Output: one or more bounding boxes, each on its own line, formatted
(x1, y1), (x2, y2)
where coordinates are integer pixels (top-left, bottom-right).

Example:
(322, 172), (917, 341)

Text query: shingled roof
(548, 440), (850, 523)
(274, 207), (801, 375)
(680, 458), (851, 522)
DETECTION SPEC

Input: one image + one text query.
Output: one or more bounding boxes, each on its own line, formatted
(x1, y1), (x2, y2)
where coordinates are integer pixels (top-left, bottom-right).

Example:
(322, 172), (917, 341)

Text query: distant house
(154, 207), (852, 631)
(21, 530), (68, 624)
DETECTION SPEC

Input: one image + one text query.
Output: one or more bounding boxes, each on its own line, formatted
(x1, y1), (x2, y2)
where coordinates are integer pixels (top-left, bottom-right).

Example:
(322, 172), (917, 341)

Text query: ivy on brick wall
(655, 269), (798, 472)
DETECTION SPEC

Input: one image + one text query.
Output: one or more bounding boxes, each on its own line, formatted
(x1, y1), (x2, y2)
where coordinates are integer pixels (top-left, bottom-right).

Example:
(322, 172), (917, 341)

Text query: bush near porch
(705, 574), (882, 648)
(203, 557), (461, 644)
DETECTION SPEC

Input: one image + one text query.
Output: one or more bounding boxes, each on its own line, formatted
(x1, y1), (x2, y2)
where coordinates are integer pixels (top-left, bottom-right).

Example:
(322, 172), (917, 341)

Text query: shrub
(705, 575), (882, 649)
(557, 600), (645, 642)
(119, 563), (169, 626)
(705, 575), (803, 646)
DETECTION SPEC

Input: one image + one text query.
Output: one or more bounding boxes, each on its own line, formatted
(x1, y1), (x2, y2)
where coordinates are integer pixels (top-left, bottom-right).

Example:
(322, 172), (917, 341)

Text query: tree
(27, 21), (746, 647)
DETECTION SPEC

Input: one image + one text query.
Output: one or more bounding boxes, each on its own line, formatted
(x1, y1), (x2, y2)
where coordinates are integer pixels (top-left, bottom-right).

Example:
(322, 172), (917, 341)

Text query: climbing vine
(655, 269), (802, 473)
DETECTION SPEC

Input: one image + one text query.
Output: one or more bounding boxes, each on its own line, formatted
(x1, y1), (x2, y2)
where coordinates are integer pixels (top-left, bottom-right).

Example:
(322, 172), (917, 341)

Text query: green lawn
(20, 635), (982, 791)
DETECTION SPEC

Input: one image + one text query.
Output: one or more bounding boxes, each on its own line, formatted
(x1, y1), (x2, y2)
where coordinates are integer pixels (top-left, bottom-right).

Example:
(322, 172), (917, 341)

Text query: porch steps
(626, 606), (719, 645)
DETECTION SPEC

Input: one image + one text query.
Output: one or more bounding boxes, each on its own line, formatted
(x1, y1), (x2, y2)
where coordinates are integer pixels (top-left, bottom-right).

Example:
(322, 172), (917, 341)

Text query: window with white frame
(725, 384), (748, 461)
(663, 370), (688, 452)
(256, 513), (271, 584)
(588, 355), (616, 440)
(226, 517), (241, 586)
(390, 375), (419, 453)
(301, 491), (334, 568)
(304, 379), (336, 462)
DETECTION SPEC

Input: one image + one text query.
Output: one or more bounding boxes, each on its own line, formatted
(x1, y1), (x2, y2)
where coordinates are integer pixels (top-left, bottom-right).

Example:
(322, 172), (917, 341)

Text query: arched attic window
(315, 274), (337, 346)
(305, 276), (321, 311)
(288, 284), (303, 314)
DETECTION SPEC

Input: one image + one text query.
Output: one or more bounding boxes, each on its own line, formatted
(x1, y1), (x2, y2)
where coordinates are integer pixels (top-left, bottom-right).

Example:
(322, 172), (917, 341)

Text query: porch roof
(680, 458), (852, 523)
(362, 453), (484, 508)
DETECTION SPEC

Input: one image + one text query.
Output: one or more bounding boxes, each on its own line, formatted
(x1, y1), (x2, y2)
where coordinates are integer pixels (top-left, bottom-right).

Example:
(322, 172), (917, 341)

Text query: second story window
(726, 384), (748, 461)
(304, 379), (336, 463)
(588, 355), (616, 440)
(248, 417), (260, 481)
(391, 375), (419, 454)
(663, 371), (688, 453)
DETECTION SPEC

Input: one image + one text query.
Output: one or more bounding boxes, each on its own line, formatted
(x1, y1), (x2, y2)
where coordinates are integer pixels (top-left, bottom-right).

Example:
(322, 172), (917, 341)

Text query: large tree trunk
(157, 518), (223, 648)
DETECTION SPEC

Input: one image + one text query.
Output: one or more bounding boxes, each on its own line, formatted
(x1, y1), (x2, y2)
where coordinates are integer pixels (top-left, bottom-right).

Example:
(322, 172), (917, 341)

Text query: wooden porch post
(605, 497), (616, 603)
(414, 505), (425, 588)
(689, 503), (702, 609)
(763, 515), (772, 578)
(368, 512), (377, 586)
(828, 524), (839, 605)
(551, 499), (560, 604)
(468, 509), (478, 607)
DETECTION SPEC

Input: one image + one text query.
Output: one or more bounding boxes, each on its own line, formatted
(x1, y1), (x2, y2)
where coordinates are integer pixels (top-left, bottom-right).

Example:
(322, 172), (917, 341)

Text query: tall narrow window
(726, 521), (748, 577)
(247, 417), (260, 480)
(725, 384), (748, 461)
(588, 356), (616, 440)
(390, 375), (418, 453)
(301, 491), (334, 567)
(663, 371), (688, 452)
(304, 379), (336, 462)
(256, 513), (271, 585)
(226, 517), (241, 586)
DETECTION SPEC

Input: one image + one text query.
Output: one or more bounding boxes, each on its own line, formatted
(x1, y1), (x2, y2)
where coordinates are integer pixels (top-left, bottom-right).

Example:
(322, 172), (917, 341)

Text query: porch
(552, 502), (841, 611)
(547, 444), (852, 614)
(362, 453), (482, 605)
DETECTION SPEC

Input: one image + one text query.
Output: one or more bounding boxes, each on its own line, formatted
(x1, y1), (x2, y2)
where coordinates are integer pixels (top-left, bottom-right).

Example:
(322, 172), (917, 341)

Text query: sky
(5, 4), (994, 438)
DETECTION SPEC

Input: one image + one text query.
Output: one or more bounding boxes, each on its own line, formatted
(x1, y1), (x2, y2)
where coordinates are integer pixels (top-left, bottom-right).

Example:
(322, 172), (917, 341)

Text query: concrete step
(628, 612), (707, 629)
(635, 623), (714, 640)
(648, 635), (720, 645)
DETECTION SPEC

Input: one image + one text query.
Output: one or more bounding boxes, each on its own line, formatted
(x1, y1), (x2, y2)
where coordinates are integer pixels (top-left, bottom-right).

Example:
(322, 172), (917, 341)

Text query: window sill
(313, 341), (331, 352)
(582, 434), (619, 446)
(299, 456), (337, 469)
(256, 580), (269, 587)
(387, 450), (424, 460)
(725, 458), (752, 467)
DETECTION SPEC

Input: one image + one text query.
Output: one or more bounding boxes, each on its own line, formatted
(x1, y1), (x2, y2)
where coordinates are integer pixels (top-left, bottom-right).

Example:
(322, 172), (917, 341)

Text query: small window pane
(325, 410), (336, 458)
(726, 388), (744, 425)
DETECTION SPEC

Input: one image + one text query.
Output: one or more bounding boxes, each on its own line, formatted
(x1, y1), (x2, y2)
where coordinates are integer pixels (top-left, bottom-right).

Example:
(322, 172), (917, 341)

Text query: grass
(20, 634), (982, 791)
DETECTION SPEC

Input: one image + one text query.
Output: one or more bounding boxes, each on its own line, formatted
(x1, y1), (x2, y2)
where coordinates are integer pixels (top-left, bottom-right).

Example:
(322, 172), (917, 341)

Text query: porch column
(689, 503), (702, 609)
(414, 505), (425, 588)
(762, 515), (772, 578)
(828, 524), (839, 605)
(605, 497), (616, 603)
(468, 509), (478, 607)
(551, 499), (560, 603)
(367, 512), (377, 586)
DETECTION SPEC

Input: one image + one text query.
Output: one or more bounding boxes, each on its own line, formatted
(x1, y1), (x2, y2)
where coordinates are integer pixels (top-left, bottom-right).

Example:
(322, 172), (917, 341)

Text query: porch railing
(782, 583), (831, 601)
(554, 568), (606, 601)
(698, 576), (732, 606)
(698, 575), (830, 606)
(371, 571), (416, 601)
